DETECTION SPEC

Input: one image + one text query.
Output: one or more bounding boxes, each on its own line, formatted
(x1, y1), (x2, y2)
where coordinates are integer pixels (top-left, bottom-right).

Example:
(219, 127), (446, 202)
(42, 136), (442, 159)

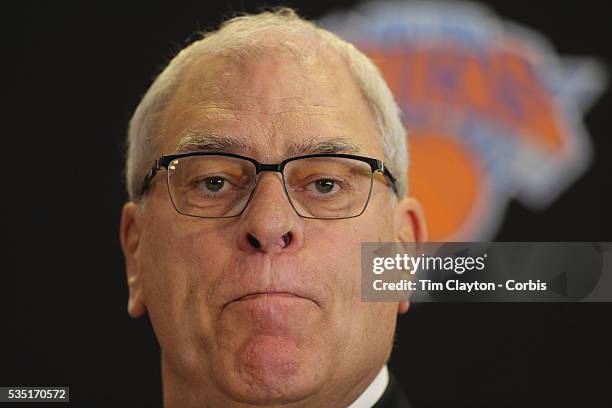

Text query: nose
(236, 173), (303, 254)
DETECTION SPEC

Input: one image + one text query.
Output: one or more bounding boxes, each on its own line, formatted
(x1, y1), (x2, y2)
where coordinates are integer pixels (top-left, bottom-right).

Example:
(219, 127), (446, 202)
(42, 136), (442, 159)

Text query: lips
(226, 290), (320, 309)
(219, 261), (323, 310)
(236, 292), (307, 302)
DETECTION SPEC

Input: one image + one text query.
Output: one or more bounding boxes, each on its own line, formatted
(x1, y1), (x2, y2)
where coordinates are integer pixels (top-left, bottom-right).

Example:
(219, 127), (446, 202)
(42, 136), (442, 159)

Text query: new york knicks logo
(320, 1), (607, 240)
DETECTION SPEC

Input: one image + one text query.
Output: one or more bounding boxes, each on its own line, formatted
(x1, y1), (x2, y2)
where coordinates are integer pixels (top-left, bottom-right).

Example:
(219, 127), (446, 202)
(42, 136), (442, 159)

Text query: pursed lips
(226, 291), (320, 308)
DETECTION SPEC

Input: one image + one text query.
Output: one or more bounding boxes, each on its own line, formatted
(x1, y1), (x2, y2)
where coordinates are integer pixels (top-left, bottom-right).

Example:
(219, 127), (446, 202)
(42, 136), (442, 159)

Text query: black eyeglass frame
(140, 151), (398, 219)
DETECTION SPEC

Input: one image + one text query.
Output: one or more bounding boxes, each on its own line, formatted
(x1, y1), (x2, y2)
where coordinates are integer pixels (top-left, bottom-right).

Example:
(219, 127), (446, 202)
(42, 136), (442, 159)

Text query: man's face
(121, 45), (423, 406)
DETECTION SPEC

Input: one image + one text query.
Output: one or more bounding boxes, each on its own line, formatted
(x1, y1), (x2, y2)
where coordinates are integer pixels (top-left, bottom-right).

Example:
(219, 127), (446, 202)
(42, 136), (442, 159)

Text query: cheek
(137, 210), (232, 353)
(138, 217), (183, 316)
(305, 216), (398, 368)
(304, 223), (358, 302)
(304, 211), (395, 310)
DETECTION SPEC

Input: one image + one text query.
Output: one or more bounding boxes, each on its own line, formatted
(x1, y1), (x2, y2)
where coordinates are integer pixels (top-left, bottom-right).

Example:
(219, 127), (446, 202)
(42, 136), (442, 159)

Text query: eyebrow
(176, 132), (248, 153)
(287, 137), (363, 156)
(175, 131), (364, 157)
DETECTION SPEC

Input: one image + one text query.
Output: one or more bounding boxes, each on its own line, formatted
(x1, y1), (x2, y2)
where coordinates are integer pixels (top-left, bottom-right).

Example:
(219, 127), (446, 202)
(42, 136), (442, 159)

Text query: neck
(161, 357), (385, 408)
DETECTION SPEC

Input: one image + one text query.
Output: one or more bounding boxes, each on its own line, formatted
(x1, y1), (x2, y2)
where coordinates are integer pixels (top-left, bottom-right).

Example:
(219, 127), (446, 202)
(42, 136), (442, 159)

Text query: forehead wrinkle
(183, 82), (339, 123)
(162, 49), (381, 160)
(223, 92), (339, 115)
(174, 129), (364, 159)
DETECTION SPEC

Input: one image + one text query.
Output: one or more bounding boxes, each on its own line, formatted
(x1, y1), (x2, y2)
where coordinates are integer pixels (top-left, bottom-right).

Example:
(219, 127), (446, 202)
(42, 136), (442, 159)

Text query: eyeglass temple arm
(378, 161), (399, 195)
(139, 159), (163, 198)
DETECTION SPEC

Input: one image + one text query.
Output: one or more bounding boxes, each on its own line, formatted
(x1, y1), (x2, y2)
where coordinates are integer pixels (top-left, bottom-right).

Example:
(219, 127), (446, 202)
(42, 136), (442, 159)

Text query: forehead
(158, 44), (383, 160)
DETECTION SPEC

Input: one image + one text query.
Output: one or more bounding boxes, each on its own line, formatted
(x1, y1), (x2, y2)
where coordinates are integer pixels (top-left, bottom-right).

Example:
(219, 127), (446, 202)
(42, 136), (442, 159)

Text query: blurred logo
(321, 1), (607, 240)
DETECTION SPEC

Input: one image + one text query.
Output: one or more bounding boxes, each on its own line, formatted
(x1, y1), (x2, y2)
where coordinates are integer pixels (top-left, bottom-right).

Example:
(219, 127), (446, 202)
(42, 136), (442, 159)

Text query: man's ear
(392, 196), (427, 314)
(120, 202), (147, 318)
(393, 196), (427, 244)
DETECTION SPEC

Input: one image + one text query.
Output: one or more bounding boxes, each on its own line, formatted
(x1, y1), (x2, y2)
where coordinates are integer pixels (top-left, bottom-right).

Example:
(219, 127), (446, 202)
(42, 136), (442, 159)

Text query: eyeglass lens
(166, 155), (374, 219)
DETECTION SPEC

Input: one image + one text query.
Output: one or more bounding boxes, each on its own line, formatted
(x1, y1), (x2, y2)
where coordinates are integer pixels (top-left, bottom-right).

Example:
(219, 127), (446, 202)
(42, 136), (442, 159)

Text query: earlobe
(127, 276), (146, 318)
(120, 202), (147, 318)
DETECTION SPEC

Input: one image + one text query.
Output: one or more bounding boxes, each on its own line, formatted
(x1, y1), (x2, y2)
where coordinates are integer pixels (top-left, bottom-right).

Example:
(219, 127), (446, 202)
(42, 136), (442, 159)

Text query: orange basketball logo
(321, 1), (607, 240)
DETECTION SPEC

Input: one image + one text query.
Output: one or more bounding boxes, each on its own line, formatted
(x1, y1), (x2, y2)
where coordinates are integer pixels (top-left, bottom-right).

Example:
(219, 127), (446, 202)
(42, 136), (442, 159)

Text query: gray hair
(125, 7), (408, 201)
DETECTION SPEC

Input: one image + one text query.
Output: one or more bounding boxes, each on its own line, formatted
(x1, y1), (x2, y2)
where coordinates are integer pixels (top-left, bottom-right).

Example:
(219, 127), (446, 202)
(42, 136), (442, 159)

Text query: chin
(223, 334), (328, 404)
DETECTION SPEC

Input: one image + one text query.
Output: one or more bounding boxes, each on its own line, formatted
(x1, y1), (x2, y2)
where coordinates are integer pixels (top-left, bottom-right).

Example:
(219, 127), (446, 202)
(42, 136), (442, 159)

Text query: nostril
(282, 232), (292, 247)
(247, 233), (261, 249)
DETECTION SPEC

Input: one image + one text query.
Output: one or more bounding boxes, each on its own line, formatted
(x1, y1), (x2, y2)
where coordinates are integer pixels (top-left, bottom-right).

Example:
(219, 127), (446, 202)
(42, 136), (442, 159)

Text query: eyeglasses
(140, 152), (398, 220)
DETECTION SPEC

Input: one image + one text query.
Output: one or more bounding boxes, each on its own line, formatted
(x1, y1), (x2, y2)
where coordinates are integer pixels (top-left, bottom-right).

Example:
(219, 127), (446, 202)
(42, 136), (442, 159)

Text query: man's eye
(198, 177), (225, 192)
(313, 179), (337, 194)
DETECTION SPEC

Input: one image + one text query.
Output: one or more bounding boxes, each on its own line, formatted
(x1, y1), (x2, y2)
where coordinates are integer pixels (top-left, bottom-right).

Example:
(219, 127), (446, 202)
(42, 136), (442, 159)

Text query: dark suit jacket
(372, 371), (411, 408)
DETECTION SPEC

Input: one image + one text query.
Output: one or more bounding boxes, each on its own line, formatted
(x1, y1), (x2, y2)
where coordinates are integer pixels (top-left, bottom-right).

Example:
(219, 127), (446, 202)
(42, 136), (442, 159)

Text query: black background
(16, 1), (611, 407)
